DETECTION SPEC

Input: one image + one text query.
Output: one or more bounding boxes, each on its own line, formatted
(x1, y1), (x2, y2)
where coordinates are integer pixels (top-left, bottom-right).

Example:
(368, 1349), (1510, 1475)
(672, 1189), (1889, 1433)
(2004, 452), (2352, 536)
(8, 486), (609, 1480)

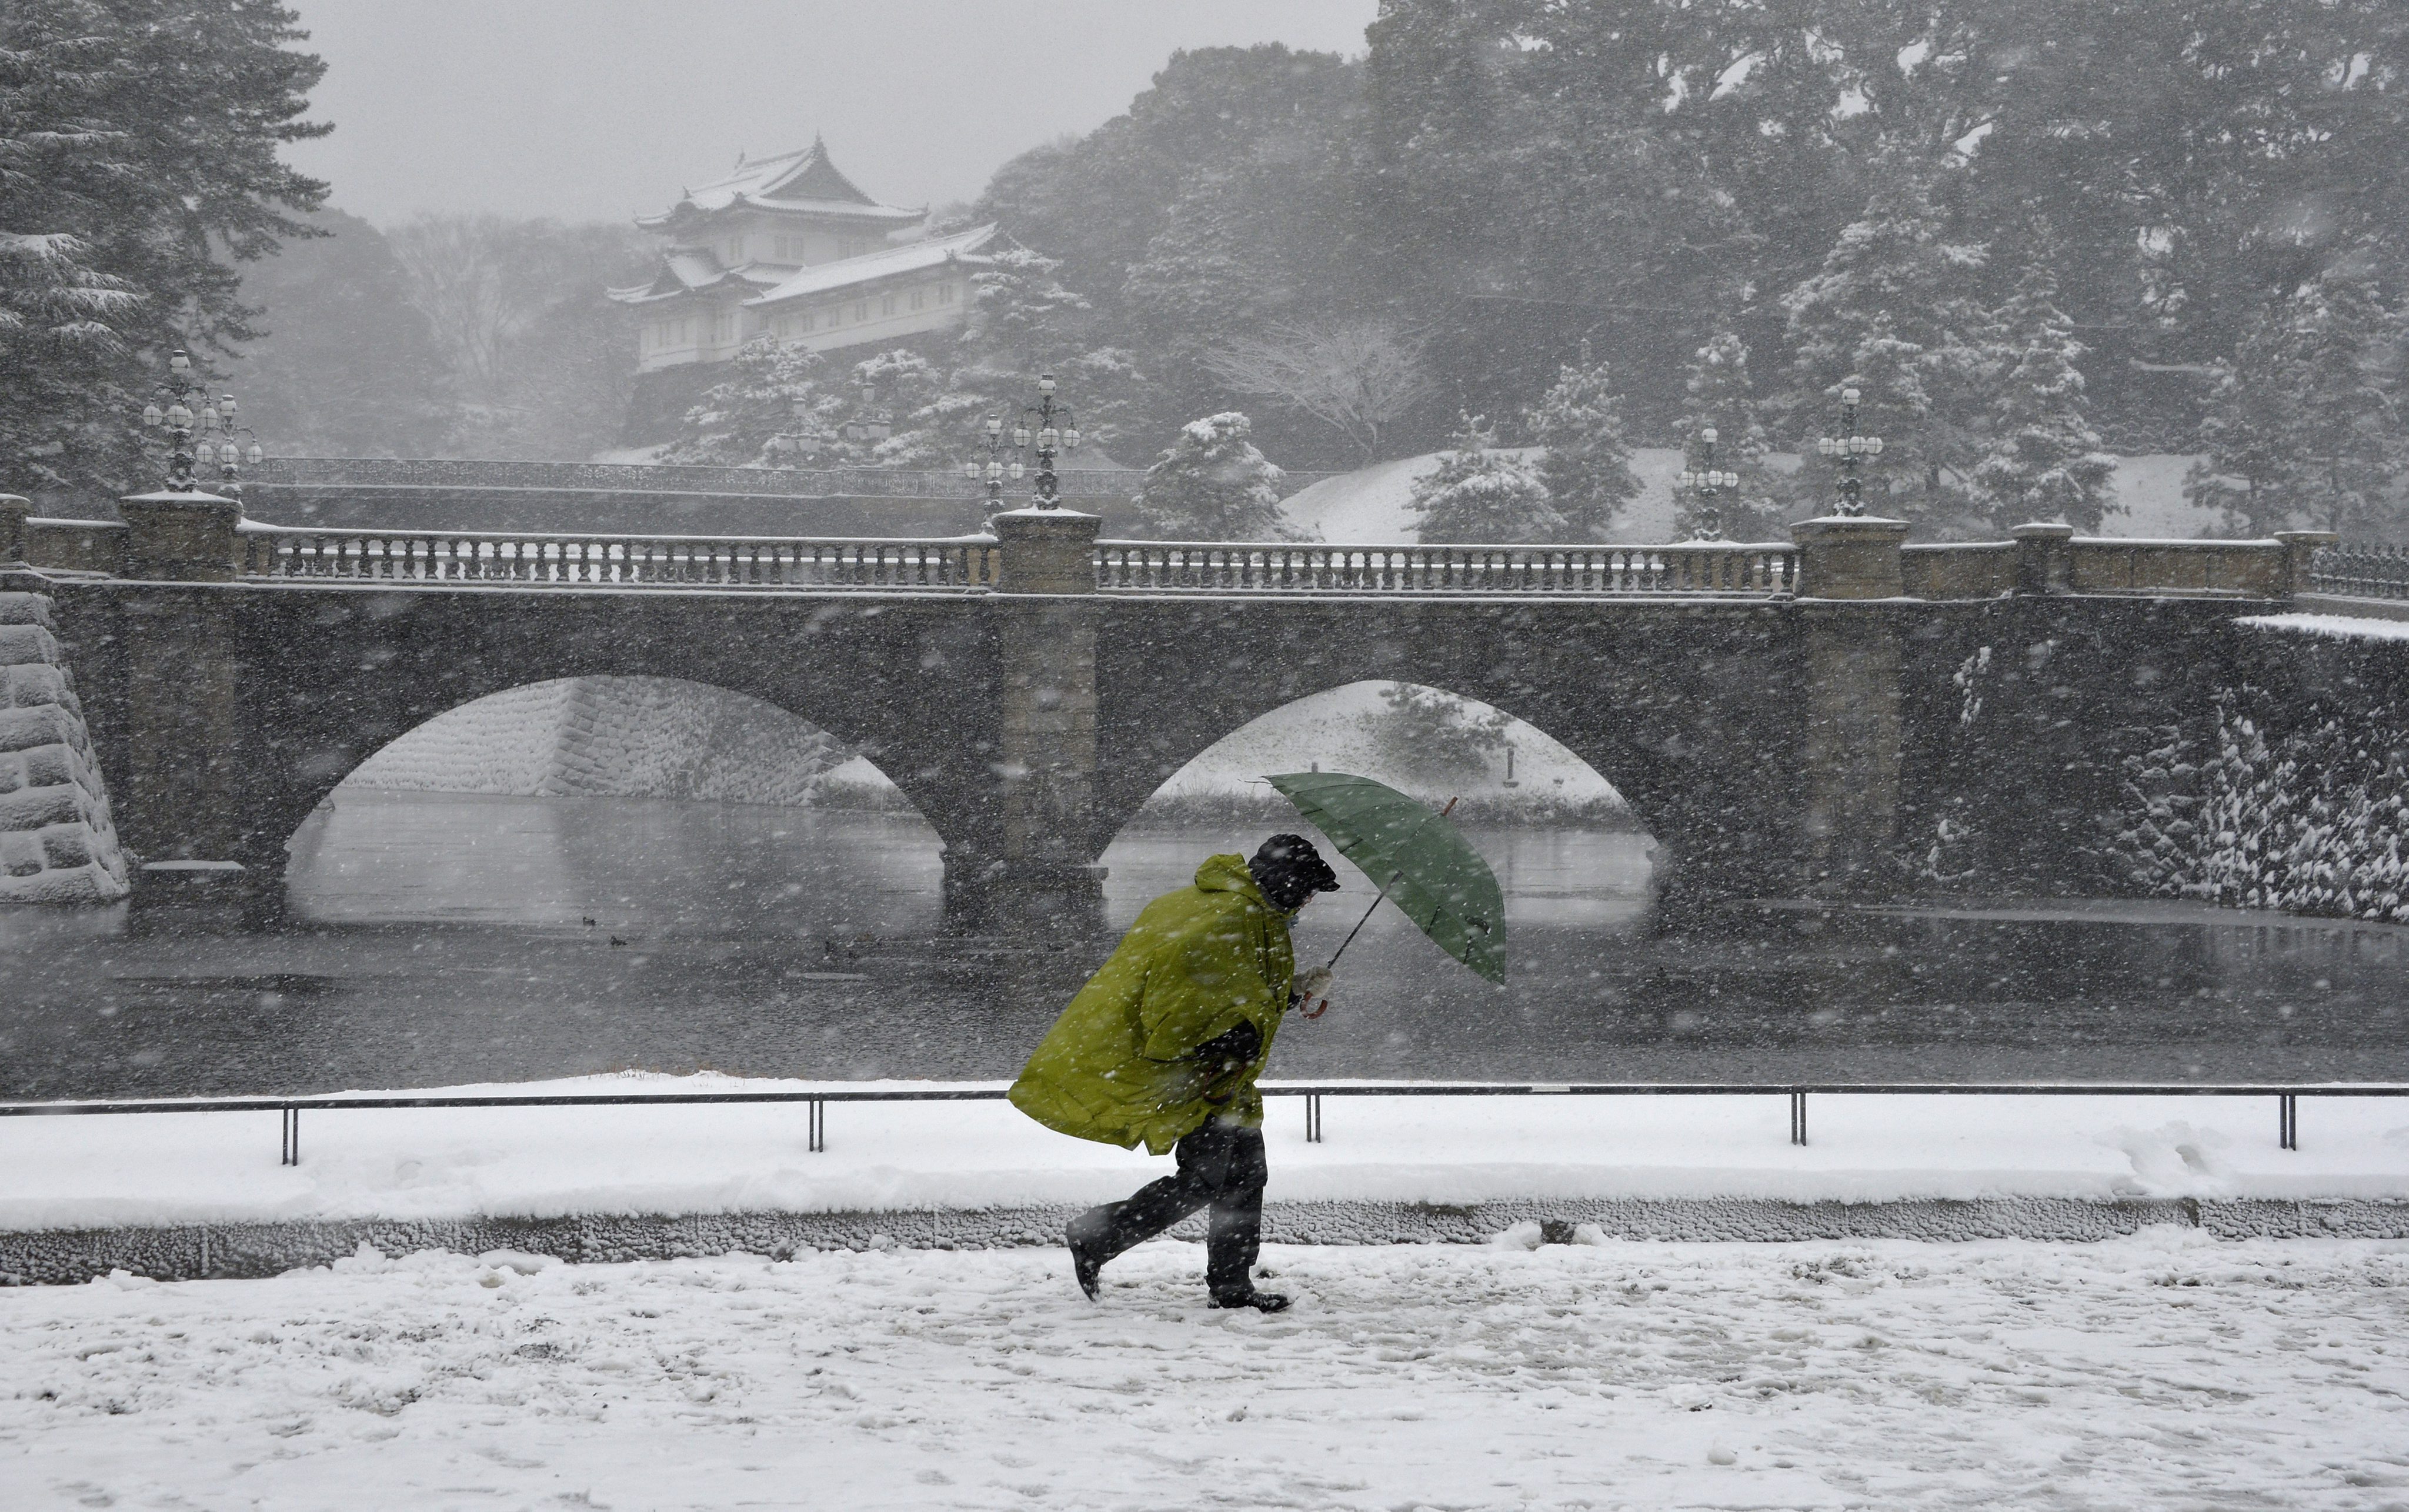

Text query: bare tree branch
(1202, 319), (1433, 461)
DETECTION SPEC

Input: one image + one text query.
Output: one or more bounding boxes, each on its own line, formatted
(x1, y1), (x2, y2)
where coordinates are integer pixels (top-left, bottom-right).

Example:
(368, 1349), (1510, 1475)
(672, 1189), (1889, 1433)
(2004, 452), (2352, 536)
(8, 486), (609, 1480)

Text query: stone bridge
(0, 491), (2343, 932)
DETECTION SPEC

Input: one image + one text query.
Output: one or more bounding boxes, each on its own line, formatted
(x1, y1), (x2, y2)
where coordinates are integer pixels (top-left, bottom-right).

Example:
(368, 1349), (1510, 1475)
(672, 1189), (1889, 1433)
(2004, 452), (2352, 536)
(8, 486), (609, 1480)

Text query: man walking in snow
(1009, 834), (1339, 1312)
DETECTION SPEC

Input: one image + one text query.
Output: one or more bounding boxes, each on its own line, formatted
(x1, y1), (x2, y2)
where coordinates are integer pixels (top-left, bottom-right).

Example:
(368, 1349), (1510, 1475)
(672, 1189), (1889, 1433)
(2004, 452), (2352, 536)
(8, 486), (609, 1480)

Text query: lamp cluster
(138, 349), (262, 497)
(1679, 425), (1739, 541)
(963, 372), (1081, 511)
(1816, 386), (1885, 518)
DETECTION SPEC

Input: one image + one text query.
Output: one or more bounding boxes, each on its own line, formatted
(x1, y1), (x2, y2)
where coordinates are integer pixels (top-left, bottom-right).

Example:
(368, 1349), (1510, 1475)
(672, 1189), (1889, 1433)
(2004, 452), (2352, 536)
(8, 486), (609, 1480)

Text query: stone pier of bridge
(1, 488), (2338, 934)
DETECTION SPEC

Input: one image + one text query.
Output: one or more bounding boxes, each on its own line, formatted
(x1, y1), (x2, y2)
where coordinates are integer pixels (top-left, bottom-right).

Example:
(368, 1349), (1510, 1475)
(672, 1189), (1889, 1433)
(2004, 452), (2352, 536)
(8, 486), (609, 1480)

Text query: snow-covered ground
(2239, 613), (2409, 643)
(1281, 449), (2223, 544)
(5, 1072), (2406, 1234)
(5, 1234), (2407, 1510)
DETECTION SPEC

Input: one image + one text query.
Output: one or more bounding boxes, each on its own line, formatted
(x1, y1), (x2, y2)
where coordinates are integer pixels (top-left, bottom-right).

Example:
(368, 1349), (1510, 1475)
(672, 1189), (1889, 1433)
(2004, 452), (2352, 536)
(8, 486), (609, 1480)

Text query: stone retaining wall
(0, 590), (127, 901)
(6, 1196), (2405, 1284)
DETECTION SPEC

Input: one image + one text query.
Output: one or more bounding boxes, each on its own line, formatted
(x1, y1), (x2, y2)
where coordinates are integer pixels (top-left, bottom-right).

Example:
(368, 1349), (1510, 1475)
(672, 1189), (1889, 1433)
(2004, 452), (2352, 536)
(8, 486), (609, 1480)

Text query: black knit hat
(1251, 833), (1340, 909)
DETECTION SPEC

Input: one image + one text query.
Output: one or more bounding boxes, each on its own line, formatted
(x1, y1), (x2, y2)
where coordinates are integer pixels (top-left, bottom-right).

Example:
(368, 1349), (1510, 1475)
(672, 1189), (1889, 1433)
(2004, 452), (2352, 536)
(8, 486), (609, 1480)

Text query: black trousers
(1073, 1119), (1267, 1299)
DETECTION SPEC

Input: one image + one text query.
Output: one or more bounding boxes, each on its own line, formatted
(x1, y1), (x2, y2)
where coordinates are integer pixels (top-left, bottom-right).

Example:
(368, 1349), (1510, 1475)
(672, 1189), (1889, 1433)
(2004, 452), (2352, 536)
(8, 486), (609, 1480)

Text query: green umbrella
(1266, 770), (1506, 986)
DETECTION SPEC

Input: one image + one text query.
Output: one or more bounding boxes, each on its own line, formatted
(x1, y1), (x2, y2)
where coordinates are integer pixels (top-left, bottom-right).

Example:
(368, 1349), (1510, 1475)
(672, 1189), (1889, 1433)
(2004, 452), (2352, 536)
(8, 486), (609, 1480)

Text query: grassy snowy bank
(4, 1237), (2405, 1510)
(5, 1072), (2407, 1236)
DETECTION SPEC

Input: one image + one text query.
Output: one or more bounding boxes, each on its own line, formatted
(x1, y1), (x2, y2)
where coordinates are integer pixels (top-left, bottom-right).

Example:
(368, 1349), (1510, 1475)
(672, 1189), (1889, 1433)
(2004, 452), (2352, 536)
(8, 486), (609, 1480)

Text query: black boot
(1066, 1211), (1110, 1301)
(1209, 1289), (1291, 1313)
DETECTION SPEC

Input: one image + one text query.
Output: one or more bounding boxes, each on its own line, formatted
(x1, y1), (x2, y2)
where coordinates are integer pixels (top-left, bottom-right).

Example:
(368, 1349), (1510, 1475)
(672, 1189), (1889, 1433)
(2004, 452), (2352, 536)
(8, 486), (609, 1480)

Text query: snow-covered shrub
(1409, 413), (1563, 542)
(1132, 412), (1303, 540)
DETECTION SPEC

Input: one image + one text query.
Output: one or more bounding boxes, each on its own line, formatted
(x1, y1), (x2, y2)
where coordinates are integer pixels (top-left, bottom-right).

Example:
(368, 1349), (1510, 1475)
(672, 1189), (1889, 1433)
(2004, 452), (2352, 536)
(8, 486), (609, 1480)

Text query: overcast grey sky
(282, 1), (1382, 229)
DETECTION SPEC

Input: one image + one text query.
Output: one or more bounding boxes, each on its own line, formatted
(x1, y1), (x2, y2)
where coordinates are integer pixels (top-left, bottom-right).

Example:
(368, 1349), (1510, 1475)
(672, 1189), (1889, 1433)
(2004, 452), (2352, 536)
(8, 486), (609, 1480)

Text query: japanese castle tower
(612, 136), (999, 372)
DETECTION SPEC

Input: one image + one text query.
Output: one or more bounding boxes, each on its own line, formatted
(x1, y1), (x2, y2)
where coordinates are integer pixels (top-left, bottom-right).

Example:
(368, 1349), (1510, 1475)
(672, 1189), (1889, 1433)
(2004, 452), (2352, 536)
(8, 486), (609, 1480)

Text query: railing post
(2274, 531), (2338, 600)
(119, 490), (243, 582)
(2011, 522), (2076, 596)
(0, 494), (28, 570)
(1790, 515), (1908, 600)
(991, 508), (1099, 595)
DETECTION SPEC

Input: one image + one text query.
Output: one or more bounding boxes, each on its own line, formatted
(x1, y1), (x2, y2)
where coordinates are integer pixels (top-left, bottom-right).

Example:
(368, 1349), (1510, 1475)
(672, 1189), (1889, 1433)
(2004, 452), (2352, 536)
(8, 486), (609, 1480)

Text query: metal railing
(2312, 542), (2409, 602)
(238, 523), (999, 590)
(1094, 541), (1799, 595)
(5, 1080), (2400, 1167)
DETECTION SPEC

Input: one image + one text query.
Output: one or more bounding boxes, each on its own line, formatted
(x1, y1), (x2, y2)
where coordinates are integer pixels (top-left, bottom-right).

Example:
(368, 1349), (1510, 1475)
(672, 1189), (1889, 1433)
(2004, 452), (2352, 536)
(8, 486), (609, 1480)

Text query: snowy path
(5, 1235), (2407, 1510)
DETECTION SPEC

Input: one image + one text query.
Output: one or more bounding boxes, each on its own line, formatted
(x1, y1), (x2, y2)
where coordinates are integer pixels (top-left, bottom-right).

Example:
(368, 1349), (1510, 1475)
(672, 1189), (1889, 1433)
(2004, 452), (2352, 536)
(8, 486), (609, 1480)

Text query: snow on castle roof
(744, 224), (1001, 308)
(637, 136), (924, 229)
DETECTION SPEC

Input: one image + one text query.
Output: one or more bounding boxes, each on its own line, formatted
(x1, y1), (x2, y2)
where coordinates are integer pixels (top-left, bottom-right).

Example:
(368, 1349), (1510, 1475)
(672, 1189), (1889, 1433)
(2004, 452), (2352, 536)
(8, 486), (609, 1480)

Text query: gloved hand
(1294, 965), (1334, 1003)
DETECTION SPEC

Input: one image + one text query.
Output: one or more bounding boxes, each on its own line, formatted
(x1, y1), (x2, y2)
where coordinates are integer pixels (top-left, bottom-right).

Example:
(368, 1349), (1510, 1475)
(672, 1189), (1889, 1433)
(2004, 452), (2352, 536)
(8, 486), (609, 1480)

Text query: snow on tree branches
(1133, 412), (1307, 540)
(1409, 413), (1563, 542)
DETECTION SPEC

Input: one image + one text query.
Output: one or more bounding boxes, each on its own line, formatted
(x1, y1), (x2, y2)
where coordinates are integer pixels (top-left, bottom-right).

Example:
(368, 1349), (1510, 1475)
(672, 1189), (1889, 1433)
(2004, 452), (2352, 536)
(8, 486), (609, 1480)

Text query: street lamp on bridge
(1678, 425), (1739, 542)
(1815, 386), (1884, 518)
(963, 413), (1025, 510)
(138, 349), (262, 498)
(1015, 373), (1081, 509)
(766, 397), (825, 465)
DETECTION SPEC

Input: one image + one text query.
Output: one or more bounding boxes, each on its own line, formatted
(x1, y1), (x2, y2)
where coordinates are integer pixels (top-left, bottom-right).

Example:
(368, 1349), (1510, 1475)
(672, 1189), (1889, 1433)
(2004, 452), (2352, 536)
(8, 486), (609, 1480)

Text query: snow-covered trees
(1132, 412), (1306, 540)
(662, 338), (835, 466)
(1409, 413), (1563, 542)
(2187, 266), (2405, 539)
(1526, 352), (1640, 539)
(1780, 161), (1993, 530)
(1968, 256), (2119, 531)
(1, 0), (328, 500)
(1676, 328), (1777, 539)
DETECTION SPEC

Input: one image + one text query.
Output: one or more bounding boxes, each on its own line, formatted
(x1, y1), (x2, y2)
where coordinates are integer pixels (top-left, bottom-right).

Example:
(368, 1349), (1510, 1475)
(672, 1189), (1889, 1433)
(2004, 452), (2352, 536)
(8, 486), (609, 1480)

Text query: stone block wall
(0, 592), (128, 901)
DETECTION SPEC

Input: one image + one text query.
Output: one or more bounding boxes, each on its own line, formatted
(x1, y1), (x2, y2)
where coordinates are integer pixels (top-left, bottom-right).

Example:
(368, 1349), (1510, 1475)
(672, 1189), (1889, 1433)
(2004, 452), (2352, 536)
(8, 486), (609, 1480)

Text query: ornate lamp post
(765, 397), (825, 465)
(138, 349), (264, 498)
(1678, 425), (1740, 541)
(962, 413), (1025, 510)
(840, 385), (891, 449)
(1814, 386), (1884, 518)
(1013, 372), (1080, 509)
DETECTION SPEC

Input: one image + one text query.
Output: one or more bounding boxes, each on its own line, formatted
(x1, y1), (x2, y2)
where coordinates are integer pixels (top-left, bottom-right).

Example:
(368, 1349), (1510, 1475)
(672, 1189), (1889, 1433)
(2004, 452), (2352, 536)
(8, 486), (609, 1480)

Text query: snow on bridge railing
(236, 522), (999, 590)
(1092, 540), (1799, 595)
(2313, 542), (2409, 602)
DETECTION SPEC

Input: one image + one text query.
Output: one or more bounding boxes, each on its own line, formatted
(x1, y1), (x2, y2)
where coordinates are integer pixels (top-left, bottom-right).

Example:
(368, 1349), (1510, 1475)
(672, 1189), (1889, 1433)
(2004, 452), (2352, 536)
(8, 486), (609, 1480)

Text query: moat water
(2, 790), (2404, 1099)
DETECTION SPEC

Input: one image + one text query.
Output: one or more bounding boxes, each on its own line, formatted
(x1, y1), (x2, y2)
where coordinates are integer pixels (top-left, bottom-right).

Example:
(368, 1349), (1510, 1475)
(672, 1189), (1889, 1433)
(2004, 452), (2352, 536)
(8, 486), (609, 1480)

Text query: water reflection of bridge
(0, 490), (2340, 932)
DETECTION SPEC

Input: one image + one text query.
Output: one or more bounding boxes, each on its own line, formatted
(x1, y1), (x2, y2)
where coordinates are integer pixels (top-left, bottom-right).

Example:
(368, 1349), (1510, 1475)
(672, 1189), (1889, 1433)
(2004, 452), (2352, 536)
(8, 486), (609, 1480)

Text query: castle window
(882, 294), (896, 316)
(855, 300), (868, 321)
(937, 283), (954, 305)
(910, 289), (925, 311)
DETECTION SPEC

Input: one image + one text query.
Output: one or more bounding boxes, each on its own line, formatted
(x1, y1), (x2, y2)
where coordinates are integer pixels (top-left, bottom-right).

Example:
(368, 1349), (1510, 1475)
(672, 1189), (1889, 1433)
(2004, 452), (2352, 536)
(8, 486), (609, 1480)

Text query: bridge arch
(1089, 598), (1811, 910)
(1095, 678), (1656, 929)
(172, 590), (999, 894)
(285, 675), (944, 930)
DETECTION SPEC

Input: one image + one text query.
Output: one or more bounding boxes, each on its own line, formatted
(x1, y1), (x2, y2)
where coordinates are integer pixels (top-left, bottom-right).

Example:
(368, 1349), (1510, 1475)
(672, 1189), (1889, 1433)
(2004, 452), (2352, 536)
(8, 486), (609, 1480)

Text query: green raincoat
(1009, 853), (1296, 1156)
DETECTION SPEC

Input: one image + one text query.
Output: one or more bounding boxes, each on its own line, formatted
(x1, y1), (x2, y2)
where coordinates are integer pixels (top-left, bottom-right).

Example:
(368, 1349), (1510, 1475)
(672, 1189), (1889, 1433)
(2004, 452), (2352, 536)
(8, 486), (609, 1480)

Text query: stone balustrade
(5, 488), (2360, 606)
(1093, 539), (1800, 595)
(236, 523), (1000, 590)
(2312, 543), (2409, 602)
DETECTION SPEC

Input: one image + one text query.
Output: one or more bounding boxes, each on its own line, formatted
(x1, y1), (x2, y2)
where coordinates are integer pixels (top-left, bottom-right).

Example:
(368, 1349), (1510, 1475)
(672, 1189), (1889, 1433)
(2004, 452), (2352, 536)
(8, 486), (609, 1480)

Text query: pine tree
(662, 337), (834, 465)
(1526, 349), (1640, 539)
(1970, 256), (2119, 531)
(1676, 326), (1777, 539)
(1409, 412), (1563, 542)
(1780, 156), (1992, 529)
(1, 0), (329, 502)
(1132, 412), (1304, 540)
(2284, 263), (2405, 539)
(2187, 299), (2311, 537)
